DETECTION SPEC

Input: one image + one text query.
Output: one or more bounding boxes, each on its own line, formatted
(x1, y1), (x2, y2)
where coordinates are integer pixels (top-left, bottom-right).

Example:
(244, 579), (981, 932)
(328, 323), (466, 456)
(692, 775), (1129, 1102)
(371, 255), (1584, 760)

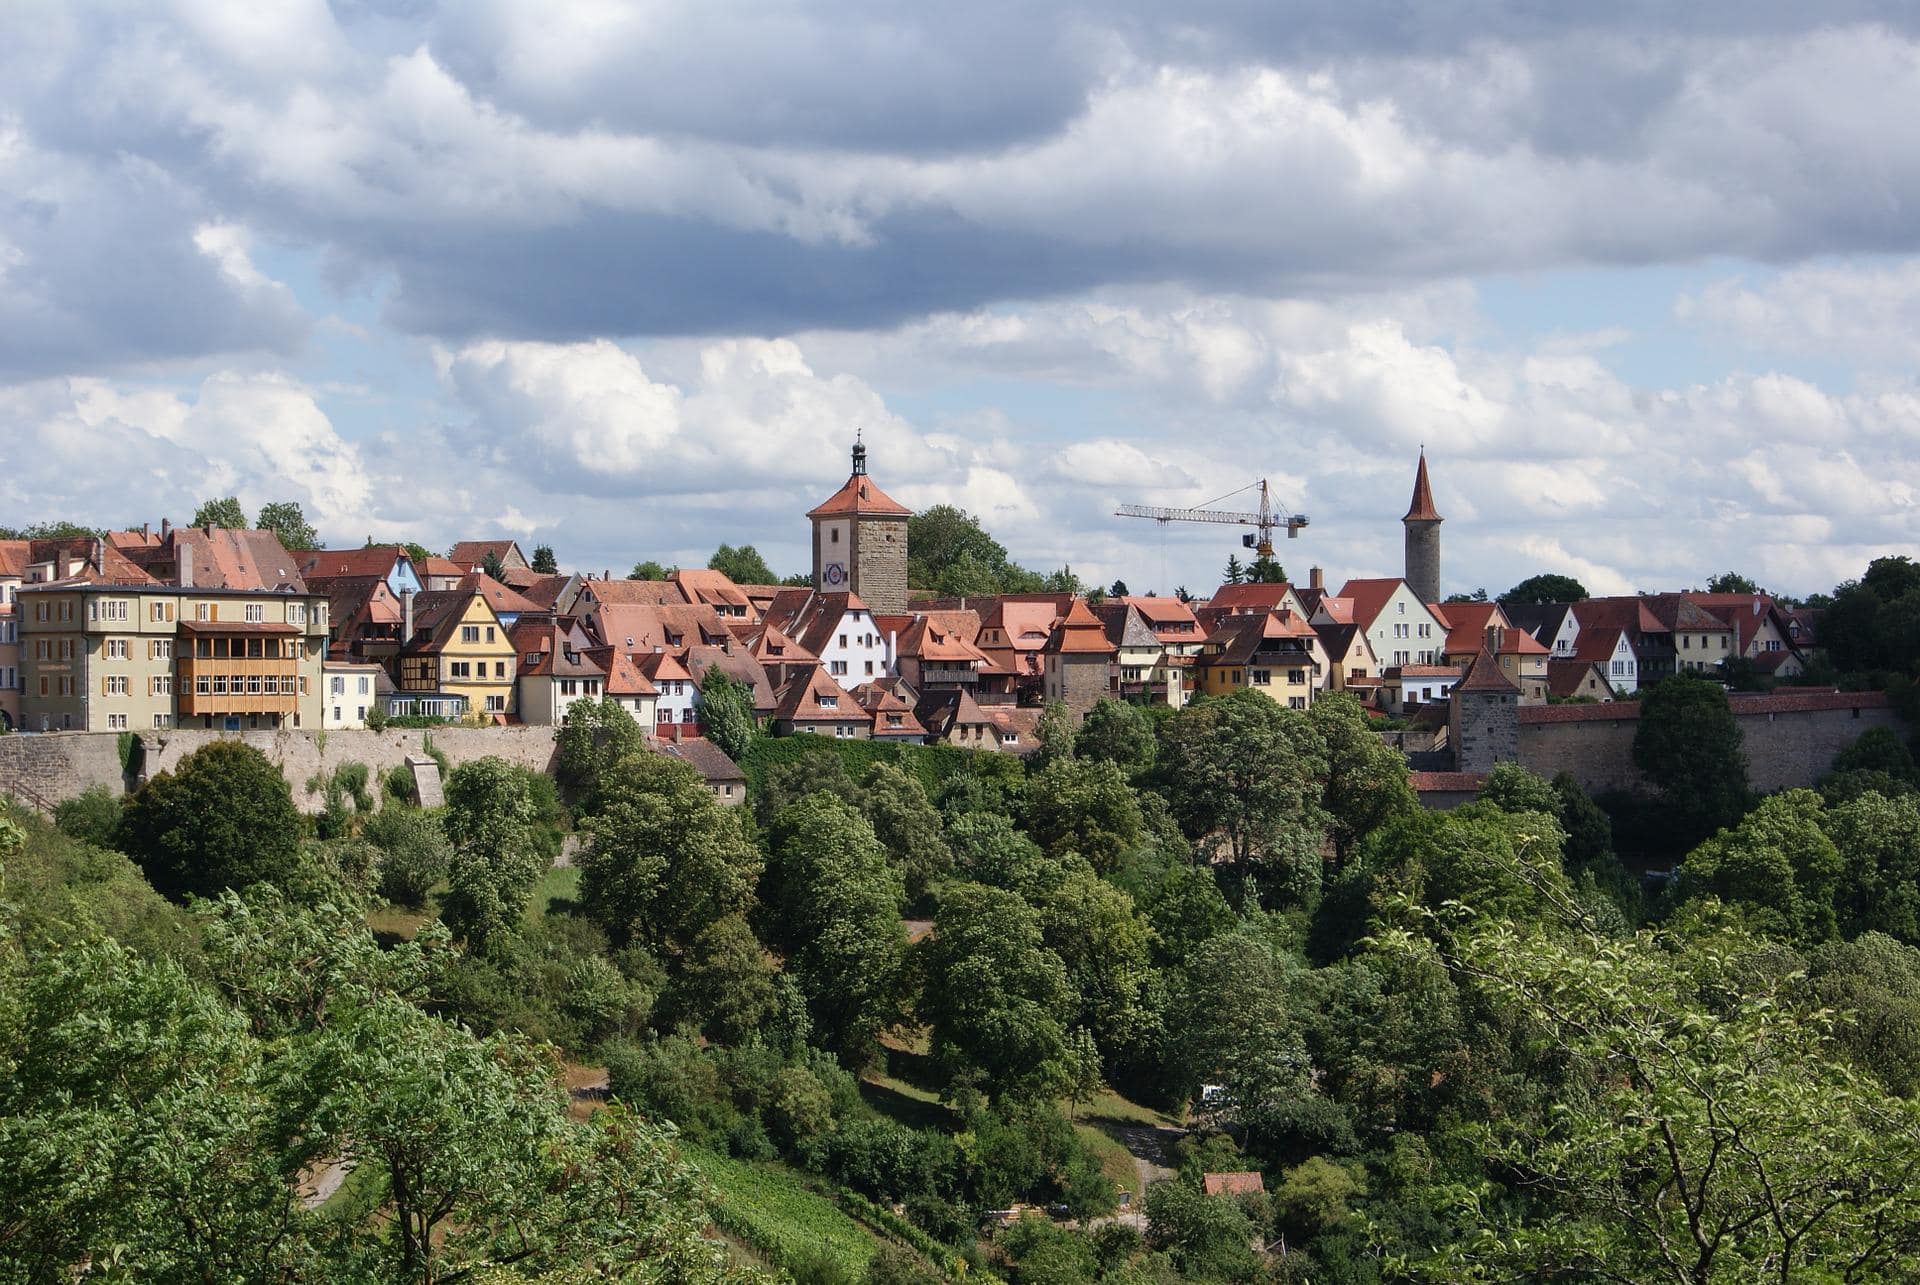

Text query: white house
(322, 660), (387, 729)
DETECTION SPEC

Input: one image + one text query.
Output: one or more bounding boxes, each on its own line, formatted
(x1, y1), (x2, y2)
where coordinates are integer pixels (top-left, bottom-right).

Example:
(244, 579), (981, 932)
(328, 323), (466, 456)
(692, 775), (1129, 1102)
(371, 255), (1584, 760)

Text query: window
(494, 661), (506, 678)
(149, 639), (172, 660)
(865, 661), (875, 675)
(485, 695), (506, 712)
(150, 675), (171, 696)
(247, 675), (262, 694)
(105, 639), (128, 659)
(839, 634), (848, 647)
(818, 695), (839, 708)
(486, 626), (496, 643)
(34, 601), (46, 622)
(196, 675), (210, 694)
(357, 676), (369, 694)
(244, 603), (264, 623)
(212, 675), (228, 695)
(196, 602), (214, 621)
(461, 625), (480, 643)
(107, 713), (128, 730)
(1418, 623), (1430, 637)
(96, 599), (129, 621)
(1289, 697), (1306, 709)
(59, 677), (72, 696)
(1288, 668), (1306, 684)
(831, 660), (848, 675)
(525, 651), (542, 666)
(1251, 669), (1271, 685)
(288, 603), (305, 625)
(263, 676), (278, 694)
(450, 661), (471, 679)
(153, 714), (170, 729)
(1682, 635), (1691, 650)
(151, 601), (172, 623)
(330, 676), (345, 695)
(333, 706), (342, 722)
(104, 675), (129, 696)
(1397, 602), (1405, 614)
(38, 677), (47, 696)
(356, 706), (366, 721)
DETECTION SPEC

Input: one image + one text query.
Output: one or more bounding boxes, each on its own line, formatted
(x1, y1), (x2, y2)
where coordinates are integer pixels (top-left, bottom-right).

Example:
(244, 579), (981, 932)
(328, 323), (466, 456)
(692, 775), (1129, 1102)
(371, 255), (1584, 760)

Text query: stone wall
(0, 725), (562, 815)
(1516, 693), (1901, 796)
(1452, 690), (1519, 773)
(853, 516), (909, 615)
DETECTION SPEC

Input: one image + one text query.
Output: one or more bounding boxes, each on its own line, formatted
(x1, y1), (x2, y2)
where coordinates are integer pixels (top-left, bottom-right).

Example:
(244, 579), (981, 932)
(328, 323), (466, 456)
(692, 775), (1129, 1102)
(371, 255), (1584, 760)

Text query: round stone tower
(1402, 450), (1443, 604)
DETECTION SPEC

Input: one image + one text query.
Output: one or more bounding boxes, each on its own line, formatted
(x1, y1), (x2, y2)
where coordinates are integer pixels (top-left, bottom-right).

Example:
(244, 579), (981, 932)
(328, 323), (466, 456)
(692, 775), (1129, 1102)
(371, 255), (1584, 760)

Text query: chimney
(91, 537), (104, 573)
(1485, 624), (1503, 653)
(603, 569), (610, 581)
(160, 518), (171, 541)
(402, 587), (415, 643)
(177, 542), (193, 589)
(1309, 566), (1324, 591)
(141, 522), (149, 539)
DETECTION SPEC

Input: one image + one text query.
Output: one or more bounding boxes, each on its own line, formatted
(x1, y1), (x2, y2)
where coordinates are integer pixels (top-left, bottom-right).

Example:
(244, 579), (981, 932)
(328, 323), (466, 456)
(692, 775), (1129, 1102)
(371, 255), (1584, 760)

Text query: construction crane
(1116, 479), (1308, 559)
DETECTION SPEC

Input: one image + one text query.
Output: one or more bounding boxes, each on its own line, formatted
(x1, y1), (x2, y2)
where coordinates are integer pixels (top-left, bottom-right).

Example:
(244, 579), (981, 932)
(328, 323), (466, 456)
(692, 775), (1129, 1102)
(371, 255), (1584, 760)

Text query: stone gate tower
(807, 437), (911, 614)
(1403, 450), (1443, 605)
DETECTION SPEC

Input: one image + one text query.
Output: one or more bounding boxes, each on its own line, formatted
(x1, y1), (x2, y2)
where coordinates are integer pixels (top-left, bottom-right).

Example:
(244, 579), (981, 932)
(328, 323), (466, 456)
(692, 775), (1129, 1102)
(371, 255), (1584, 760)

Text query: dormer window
(819, 695), (839, 708)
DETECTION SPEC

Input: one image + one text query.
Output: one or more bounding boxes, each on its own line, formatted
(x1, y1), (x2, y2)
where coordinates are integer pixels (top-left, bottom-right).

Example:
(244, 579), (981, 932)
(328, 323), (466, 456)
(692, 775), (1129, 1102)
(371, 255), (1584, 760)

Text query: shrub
(118, 741), (302, 901)
(53, 784), (123, 850)
(384, 762), (417, 805)
(362, 806), (452, 908)
(334, 761), (373, 811)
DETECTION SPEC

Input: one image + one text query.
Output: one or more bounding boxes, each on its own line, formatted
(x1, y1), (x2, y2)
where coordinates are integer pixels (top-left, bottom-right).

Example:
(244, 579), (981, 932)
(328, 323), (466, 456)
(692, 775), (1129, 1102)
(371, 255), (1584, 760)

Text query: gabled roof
(585, 578), (687, 606)
(1457, 647), (1520, 693)
(1337, 578), (1422, 633)
(511, 618), (605, 679)
(1202, 1172), (1266, 1197)
(298, 546), (409, 583)
(1642, 594), (1733, 635)
(122, 528), (308, 593)
(592, 601), (734, 653)
(1501, 601), (1576, 645)
(1096, 601), (1162, 651)
(635, 650), (694, 685)
(1571, 624), (1633, 665)
(1047, 598), (1118, 655)
(1206, 583), (1298, 613)
(763, 589), (875, 658)
(1315, 622), (1363, 660)
(1575, 597), (1666, 637)
(461, 571), (540, 615)
(806, 472), (912, 519)
(686, 645), (778, 714)
(419, 556), (466, 580)
(1117, 595), (1203, 630)
(403, 589), (503, 655)
(448, 539), (526, 569)
(914, 685), (994, 737)
(979, 598), (1066, 652)
(28, 537), (158, 587)
(773, 663), (864, 723)
(1547, 658), (1612, 700)
(519, 573), (578, 610)
(0, 539), (28, 579)
(1404, 452), (1442, 522)
(896, 612), (991, 665)
(1199, 611), (1318, 666)
(589, 647), (658, 698)
(655, 736), (746, 786)
(670, 568), (755, 615)
(1682, 592), (1792, 655)
(853, 681), (928, 738)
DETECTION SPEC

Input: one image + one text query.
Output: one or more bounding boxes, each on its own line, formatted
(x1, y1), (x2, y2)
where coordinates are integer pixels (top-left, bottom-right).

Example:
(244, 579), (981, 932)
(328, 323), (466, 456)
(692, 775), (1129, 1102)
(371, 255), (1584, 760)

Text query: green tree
(53, 783), (123, 849)
(118, 740), (302, 901)
(1223, 554), (1245, 585)
(1825, 789), (1920, 943)
(1075, 698), (1156, 778)
(1174, 933), (1313, 1142)
(191, 495), (247, 529)
(908, 504), (1018, 591)
(1157, 690), (1329, 870)
(362, 805), (452, 908)
(1387, 904), (1920, 1283)
(660, 912), (781, 1044)
(1808, 932), (1920, 1097)
(440, 757), (543, 951)
(916, 882), (1073, 1099)
(480, 548), (507, 580)
(1499, 573), (1587, 604)
(556, 695), (649, 807)
(708, 542), (777, 584)
(1478, 760), (1561, 816)
(0, 519), (103, 540)
(1633, 675), (1750, 845)
(1040, 865), (1160, 1065)
(1143, 1181), (1262, 1281)
(629, 559), (674, 580)
(531, 543), (559, 574)
(1142, 864), (1236, 966)
(1022, 756), (1146, 874)
(1108, 579), (1130, 598)
(1675, 789), (1842, 942)
(764, 795), (907, 1062)
(579, 751), (762, 950)
(1705, 571), (1763, 595)
(1246, 554), (1287, 584)
(254, 499), (319, 550)
(1312, 691), (1416, 858)
(859, 762), (954, 907)
(699, 667), (755, 763)
(1061, 1026), (1104, 1121)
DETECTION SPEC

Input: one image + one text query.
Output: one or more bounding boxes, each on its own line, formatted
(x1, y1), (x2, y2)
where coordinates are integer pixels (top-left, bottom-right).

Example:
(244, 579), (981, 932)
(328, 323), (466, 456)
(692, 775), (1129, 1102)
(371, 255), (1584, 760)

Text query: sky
(3, 2), (1919, 600)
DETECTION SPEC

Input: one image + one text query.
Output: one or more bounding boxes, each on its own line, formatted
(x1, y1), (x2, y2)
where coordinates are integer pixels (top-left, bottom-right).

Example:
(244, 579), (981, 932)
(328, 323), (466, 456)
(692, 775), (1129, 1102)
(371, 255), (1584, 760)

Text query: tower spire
(1404, 449), (1442, 523)
(851, 428), (867, 477)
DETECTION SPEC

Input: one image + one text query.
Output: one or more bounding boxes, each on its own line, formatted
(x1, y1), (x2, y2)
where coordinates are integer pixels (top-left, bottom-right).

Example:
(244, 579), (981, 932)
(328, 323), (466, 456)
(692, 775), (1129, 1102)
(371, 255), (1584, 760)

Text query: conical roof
(1404, 452), (1442, 523)
(1456, 647), (1519, 693)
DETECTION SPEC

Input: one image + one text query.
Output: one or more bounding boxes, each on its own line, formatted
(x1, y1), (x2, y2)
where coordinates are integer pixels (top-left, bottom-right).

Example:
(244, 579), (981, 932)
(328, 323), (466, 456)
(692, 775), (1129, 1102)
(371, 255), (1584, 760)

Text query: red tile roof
(299, 546), (409, 582)
(1456, 648), (1520, 693)
(1205, 583), (1297, 613)
(1404, 451), (1442, 522)
(460, 571), (540, 615)
(1048, 597), (1119, 655)
(1202, 1172), (1266, 1197)
(670, 568), (755, 615)
(773, 663), (865, 723)
(1337, 578), (1412, 632)
(0, 539), (27, 579)
(592, 647), (658, 698)
(448, 540), (525, 569)
(806, 472), (912, 518)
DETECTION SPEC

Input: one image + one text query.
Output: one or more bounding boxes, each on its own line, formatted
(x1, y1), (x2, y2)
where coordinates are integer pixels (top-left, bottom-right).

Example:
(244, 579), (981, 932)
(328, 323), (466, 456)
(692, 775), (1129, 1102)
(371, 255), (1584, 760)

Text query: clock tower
(808, 437), (911, 613)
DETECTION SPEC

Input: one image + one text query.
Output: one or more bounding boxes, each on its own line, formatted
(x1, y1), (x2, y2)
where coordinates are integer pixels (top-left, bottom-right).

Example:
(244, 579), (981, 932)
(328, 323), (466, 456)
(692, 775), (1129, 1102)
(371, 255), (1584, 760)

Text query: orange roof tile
(806, 472), (912, 518)
(1404, 452), (1442, 522)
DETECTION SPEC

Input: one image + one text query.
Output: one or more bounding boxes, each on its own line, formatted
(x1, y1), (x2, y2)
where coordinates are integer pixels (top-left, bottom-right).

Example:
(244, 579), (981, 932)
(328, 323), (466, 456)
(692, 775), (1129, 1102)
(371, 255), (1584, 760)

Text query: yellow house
(394, 589), (517, 721)
(1193, 610), (1327, 711)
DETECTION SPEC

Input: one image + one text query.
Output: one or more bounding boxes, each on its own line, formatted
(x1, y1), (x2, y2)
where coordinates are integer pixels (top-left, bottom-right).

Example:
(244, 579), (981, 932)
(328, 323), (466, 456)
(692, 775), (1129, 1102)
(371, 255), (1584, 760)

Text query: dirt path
(1099, 1122), (1187, 1227)
(299, 1158), (353, 1210)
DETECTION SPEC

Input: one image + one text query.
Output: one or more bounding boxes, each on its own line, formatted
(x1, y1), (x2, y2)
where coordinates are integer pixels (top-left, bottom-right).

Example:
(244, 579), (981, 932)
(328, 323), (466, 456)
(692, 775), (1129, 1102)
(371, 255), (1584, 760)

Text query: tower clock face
(822, 561), (847, 587)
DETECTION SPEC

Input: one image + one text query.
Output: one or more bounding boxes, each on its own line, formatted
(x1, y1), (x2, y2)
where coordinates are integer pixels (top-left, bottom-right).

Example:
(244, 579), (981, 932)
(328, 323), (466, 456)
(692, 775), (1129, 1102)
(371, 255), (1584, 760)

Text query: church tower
(1403, 451), (1443, 604)
(807, 437), (911, 614)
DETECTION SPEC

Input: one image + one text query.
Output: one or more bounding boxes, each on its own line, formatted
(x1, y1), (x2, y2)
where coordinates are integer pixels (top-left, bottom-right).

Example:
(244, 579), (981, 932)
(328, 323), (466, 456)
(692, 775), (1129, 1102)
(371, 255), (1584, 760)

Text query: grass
(1075, 1122), (1145, 1202)
(364, 903), (431, 943)
(525, 863), (580, 924)
(1081, 1088), (1183, 1129)
(683, 1143), (878, 1279)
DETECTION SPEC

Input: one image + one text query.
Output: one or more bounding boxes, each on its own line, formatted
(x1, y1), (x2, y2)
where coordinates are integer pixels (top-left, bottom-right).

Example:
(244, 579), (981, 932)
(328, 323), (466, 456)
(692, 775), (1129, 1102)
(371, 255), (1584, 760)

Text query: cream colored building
(21, 585), (329, 732)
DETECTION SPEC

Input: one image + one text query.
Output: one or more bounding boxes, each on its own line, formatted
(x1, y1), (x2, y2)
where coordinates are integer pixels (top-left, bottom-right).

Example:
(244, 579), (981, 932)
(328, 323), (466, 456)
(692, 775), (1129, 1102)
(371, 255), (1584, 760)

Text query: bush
(384, 762), (417, 806)
(53, 784), (123, 849)
(362, 806), (451, 908)
(118, 741), (302, 902)
(334, 761), (373, 811)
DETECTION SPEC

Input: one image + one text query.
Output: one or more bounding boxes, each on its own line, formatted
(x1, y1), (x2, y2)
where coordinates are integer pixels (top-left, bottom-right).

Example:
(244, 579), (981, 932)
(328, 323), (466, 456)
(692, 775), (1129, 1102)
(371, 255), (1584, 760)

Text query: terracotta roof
(763, 589), (876, 659)
(461, 571), (540, 615)
(982, 704), (1044, 751)
(896, 613), (991, 665)
(1394, 664), (1462, 679)
(590, 647), (658, 698)
(1206, 583), (1297, 613)
(1202, 1173), (1266, 1197)
(114, 528), (307, 593)
(593, 601), (734, 652)
(635, 650), (694, 685)
(1311, 594), (1355, 624)
(670, 568), (754, 614)
(1048, 598), (1118, 655)
(1575, 597), (1666, 637)
(0, 539), (29, 578)
(1337, 578), (1416, 632)
(448, 540), (525, 569)
(1200, 612), (1319, 666)
(914, 685), (995, 737)
(403, 589), (502, 653)
(1456, 648), (1520, 693)
(519, 574), (577, 609)
(1571, 624), (1631, 665)
(655, 735), (746, 785)
(1409, 770), (1488, 792)
(585, 578), (686, 606)
(420, 556), (465, 578)
(27, 537), (157, 587)
(1117, 595), (1202, 628)
(1682, 592), (1791, 655)
(177, 619), (296, 635)
(511, 618), (604, 679)
(855, 681), (929, 738)
(1546, 659), (1611, 700)
(773, 663), (865, 723)
(806, 471), (912, 519)
(299, 546), (409, 582)
(686, 645), (778, 713)
(1404, 451), (1442, 522)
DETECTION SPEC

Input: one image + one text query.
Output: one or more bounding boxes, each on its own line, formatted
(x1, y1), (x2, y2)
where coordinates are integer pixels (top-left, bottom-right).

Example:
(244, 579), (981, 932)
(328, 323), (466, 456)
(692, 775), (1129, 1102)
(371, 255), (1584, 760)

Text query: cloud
(1680, 258), (1920, 366)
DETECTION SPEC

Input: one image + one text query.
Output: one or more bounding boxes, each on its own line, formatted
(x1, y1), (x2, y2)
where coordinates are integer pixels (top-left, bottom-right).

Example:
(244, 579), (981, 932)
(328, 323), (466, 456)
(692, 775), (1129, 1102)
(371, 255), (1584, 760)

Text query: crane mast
(1115, 479), (1308, 558)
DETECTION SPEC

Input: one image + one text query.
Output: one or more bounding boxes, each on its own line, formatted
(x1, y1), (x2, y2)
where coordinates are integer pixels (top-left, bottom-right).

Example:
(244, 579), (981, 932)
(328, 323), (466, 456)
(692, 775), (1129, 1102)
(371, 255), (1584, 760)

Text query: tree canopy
(255, 500), (319, 550)
(118, 741), (302, 901)
(1500, 572), (1588, 604)
(190, 496), (248, 530)
(709, 543), (778, 584)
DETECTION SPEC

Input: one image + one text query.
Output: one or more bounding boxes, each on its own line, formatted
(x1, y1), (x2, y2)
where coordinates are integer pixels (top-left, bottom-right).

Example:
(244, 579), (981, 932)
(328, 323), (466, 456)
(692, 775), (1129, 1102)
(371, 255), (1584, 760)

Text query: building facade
(807, 440), (911, 615)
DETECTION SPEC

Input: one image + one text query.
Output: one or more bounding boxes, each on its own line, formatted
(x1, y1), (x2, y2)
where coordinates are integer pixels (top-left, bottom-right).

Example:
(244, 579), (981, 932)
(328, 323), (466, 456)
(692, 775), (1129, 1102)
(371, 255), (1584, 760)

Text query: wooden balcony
(176, 655), (300, 716)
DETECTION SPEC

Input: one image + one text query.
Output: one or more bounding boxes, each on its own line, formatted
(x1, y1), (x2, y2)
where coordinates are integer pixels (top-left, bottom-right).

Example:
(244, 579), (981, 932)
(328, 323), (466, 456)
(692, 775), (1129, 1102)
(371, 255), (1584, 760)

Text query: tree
(916, 882), (1074, 1099)
(908, 504), (1019, 591)
(480, 549), (507, 580)
(1444, 587), (1490, 604)
(1478, 760), (1561, 817)
(440, 757), (543, 951)
(1246, 554), (1287, 584)
(629, 559), (673, 580)
(362, 805), (453, 908)
(1633, 675), (1751, 845)
(254, 500), (319, 550)
(1142, 1182), (1261, 1281)
(556, 696), (648, 806)
(763, 795), (906, 1062)
(0, 519), (103, 540)
(1706, 571), (1763, 595)
(859, 762), (954, 907)
(708, 543), (777, 585)
(579, 751), (762, 951)
(1061, 1026), (1105, 1121)
(1157, 690), (1329, 870)
(698, 667), (755, 763)
(1040, 866), (1160, 1065)
(191, 496), (247, 529)
(1022, 757), (1146, 874)
(1311, 692), (1416, 859)
(1223, 554), (1245, 585)
(1109, 579), (1130, 598)
(1075, 698), (1157, 779)
(53, 783), (123, 849)
(118, 741), (302, 901)
(660, 912), (781, 1044)
(1386, 904), (1920, 1283)
(1499, 573), (1588, 604)
(1825, 790), (1920, 943)
(531, 543), (558, 574)
(1174, 933), (1315, 1145)
(1142, 864), (1236, 966)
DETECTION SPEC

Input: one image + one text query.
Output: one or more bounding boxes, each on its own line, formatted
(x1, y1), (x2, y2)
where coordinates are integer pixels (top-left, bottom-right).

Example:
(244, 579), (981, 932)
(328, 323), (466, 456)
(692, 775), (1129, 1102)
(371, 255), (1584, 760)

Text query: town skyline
(5, 4), (1920, 598)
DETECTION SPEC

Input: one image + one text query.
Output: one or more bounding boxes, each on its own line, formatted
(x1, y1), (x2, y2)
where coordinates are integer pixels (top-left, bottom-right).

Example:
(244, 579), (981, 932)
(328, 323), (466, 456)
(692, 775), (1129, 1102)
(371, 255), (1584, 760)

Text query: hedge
(740, 734), (992, 798)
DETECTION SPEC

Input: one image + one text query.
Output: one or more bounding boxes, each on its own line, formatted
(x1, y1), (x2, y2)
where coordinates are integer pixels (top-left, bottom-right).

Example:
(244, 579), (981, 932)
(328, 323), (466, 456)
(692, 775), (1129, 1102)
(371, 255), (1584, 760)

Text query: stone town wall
(1453, 692), (1519, 773)
(0, 725), (561, 815)
(1517, 694), (1902, 796)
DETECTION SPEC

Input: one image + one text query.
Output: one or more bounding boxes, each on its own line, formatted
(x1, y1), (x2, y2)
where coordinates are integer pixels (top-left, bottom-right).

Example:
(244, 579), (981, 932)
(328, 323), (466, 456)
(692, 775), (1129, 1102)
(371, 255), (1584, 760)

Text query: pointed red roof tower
(1402, 451), (1443, 606)
(808, 436), (910, 614)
